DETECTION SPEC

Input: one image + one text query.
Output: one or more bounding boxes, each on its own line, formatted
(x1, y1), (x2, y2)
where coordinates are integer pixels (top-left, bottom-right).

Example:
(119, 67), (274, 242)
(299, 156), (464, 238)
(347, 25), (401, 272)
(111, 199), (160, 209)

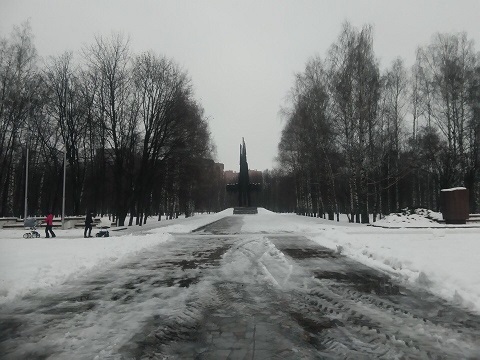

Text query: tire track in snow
(141, 234), (330, 359)
(269, 235), (480, 358)
(131, 219), (480, 359)
(0, 235), (236, 359)
(3, 216), (480, 359)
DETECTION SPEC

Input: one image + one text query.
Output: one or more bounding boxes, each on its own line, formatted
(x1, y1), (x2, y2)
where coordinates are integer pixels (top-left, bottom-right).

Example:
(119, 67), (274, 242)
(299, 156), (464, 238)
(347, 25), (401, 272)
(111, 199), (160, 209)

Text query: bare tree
(327, 22), (380, 223)
(378, 58), (409, 212)
(84, 33), (139, 225)
(43, 52), (89, 214)
(130, 52), (186, 224)
(416, 32), (477, 188)
(0, 22), (40, 217)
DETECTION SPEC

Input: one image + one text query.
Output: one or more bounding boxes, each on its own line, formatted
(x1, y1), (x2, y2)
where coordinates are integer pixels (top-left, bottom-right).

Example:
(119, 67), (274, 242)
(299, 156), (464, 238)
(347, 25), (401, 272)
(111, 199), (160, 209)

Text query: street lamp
(62, 149), (66, 229)
(49, 146), (67, 229)
(24, 148), (29, 220)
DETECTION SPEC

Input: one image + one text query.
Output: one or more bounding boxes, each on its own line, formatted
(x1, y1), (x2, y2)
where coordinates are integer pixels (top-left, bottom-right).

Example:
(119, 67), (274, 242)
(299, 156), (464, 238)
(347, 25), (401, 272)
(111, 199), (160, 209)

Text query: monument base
(233, 207), (258, 215)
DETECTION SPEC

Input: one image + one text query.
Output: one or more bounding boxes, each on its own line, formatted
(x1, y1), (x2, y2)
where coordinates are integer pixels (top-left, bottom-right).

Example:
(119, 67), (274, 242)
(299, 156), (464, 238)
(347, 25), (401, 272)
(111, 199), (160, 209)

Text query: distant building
(214, 162), (225, 174)
(224, 169), (263, 184)
(249, 169), (263, 184)
(224, 170), (237, 184)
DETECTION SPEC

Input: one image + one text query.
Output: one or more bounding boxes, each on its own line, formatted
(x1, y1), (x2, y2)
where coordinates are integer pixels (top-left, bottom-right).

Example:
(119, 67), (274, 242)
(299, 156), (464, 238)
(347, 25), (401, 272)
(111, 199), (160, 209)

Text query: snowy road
(1, 215), (480, 359)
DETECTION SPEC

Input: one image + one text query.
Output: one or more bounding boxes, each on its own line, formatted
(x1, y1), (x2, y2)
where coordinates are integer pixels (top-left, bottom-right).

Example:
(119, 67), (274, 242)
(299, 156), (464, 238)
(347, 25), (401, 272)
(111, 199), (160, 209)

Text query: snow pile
(374, 208), (443, 228)
(221, 236), (292, 288)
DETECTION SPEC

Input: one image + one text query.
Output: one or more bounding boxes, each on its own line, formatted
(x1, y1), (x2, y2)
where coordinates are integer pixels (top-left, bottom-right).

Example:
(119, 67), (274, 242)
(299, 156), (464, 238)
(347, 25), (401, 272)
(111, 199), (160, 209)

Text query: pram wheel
(34, 232), (40, 238)
(23, 233), (29, 239)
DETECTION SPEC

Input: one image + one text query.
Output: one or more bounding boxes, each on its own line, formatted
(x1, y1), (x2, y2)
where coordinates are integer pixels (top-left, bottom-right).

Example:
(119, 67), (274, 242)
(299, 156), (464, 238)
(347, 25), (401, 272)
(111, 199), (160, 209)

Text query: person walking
(44, 211), (56, 238)
(84, 211), (94, 238)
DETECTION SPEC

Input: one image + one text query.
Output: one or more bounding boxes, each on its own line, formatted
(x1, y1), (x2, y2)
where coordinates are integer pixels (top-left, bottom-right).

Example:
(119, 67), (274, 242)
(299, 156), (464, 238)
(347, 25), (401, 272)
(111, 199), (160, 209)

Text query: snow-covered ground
(1, 208), (479, 315)
(0, 209), (231, 303)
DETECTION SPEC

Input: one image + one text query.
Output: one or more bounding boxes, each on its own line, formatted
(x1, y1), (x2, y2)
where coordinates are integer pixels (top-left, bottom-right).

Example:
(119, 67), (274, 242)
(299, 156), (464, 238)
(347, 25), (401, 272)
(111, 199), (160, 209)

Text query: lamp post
(24, 148), (29, 220)
(311, 182), (319, 218)
(62, 149), (66, 229)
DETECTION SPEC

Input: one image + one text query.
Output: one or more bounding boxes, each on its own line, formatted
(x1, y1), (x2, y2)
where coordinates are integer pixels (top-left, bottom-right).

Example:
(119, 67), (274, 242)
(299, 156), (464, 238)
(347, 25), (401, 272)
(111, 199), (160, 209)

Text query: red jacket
(45, 214), (54, 226)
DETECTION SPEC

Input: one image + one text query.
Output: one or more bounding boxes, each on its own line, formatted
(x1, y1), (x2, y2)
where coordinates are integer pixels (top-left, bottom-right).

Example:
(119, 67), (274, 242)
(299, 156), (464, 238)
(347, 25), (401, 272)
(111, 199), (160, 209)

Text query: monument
(440, 187), (469, 224)
(226, 138), (260, 214)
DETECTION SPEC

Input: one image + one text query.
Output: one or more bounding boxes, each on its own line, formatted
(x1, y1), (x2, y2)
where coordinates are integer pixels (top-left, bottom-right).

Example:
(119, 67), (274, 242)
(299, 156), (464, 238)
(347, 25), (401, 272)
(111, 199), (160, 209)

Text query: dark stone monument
(226, 138), (260, 214)
(440, 187), (469, 224)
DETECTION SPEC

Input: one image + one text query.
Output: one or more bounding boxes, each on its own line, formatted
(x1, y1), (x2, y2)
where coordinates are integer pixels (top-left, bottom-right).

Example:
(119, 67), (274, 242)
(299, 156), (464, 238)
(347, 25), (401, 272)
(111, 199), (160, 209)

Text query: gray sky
(1, 0), (479, 171)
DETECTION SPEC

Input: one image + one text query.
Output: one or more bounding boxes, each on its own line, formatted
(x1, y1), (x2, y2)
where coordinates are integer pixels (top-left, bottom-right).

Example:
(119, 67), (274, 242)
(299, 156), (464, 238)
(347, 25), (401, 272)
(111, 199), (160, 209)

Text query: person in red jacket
(44, 211), (56, 238)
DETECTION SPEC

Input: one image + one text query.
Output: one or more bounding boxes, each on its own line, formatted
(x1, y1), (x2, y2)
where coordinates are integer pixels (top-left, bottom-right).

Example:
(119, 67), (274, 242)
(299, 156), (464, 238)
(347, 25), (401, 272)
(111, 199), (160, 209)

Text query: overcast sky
(1, 0), (479, 171)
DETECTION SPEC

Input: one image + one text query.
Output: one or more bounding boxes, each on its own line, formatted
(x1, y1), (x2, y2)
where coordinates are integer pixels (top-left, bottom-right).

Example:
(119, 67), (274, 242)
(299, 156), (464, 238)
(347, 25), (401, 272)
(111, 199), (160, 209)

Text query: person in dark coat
(84, 211), (94, 238)
(44, 211), (56, 238)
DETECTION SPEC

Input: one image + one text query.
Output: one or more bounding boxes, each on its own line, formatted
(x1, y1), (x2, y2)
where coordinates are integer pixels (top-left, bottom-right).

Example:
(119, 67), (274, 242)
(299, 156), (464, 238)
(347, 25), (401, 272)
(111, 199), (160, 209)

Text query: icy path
(1, 216), (480, 359)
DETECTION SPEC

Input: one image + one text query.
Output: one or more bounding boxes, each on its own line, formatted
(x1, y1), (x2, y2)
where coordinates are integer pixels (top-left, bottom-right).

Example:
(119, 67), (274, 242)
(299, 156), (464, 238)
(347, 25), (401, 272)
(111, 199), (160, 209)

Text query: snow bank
(241, 212), (361, 233)
(0, 210), (232, 303)
(241, 211), (480, 314)
(373, 208), (443, 228)
(0, 233), (174, 303)
(309, 226), (480, 314)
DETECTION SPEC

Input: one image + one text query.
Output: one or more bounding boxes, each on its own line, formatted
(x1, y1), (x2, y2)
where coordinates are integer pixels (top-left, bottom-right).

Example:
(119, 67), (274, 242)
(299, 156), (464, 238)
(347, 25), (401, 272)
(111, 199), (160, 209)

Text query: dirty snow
(1, 207), (480, 315)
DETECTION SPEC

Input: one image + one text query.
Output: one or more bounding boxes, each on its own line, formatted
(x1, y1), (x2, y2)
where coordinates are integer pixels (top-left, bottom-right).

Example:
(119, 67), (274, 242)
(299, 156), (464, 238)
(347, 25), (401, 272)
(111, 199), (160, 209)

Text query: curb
(368, 223), (480, 229)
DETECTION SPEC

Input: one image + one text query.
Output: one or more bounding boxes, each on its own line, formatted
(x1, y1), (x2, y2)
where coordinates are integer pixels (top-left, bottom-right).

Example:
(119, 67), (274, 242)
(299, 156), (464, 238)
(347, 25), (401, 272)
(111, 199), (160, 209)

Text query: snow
(441, 187), (467, 192)
(0, 234), (173, 300)
(1, 207), (480, 316)
(372, 208), (444, 228)
(311, 227), (480, 313)
(0, 209), (231, 303)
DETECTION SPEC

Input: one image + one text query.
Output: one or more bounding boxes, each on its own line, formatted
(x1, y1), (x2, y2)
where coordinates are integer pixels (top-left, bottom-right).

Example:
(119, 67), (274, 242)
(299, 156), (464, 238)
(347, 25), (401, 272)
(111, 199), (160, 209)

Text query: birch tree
(327, 22), (380, 223)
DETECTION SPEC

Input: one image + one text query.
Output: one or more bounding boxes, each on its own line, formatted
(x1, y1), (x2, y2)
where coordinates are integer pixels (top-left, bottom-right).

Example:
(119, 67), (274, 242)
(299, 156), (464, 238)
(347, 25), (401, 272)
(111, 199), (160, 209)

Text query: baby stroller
(23, 218), (40, 238)
(95, 217), (110, 237)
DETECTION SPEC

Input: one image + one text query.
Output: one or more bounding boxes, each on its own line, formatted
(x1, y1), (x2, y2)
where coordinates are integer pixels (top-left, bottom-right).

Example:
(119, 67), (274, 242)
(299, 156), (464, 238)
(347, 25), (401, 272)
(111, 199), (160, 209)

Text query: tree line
(0, 23), (221, 225)
(274, 22), (480, 222)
